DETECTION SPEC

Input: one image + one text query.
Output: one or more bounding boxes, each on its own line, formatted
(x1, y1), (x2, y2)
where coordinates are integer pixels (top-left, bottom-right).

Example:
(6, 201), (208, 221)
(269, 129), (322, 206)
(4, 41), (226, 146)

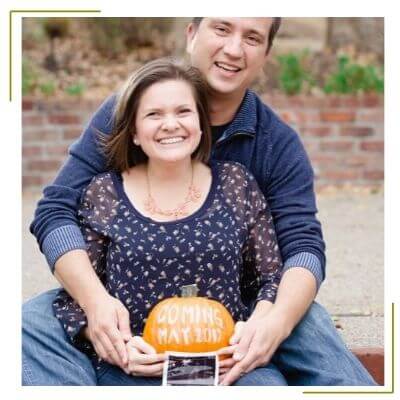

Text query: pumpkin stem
(180, 284), (199, 297)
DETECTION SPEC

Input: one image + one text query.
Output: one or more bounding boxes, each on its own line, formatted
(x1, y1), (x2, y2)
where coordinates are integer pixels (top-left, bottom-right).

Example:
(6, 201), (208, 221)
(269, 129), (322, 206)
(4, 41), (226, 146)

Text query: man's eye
(215, 26), (228, 34)
(247, 36), (261, 45)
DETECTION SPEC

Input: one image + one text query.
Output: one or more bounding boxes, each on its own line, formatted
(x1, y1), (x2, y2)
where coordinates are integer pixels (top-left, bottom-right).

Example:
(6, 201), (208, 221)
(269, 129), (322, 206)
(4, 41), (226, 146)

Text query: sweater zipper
(214, 131), (254, 148)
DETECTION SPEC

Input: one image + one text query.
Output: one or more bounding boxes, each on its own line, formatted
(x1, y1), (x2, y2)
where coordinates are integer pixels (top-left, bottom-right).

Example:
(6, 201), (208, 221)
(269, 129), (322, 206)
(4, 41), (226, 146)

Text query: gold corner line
(303, 302), (395, 395)
(9, 9), (101, 102)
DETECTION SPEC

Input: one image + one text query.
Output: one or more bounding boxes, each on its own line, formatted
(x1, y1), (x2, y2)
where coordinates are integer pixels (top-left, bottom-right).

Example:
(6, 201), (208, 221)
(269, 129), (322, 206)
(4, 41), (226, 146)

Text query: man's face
(186, 18), (272, 98)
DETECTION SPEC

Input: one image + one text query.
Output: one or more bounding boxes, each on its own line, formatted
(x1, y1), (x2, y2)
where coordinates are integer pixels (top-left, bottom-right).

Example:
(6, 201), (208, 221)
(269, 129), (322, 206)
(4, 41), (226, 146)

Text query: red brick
(363, 170), (384, 180)
(303, 142), (319, 153)
(22, 115), (44, 126)
(287, 96), (307, 107)
(361, 94), (383, 107)
(360, 141), (384, 152)
(264, 94), (287, 108)
(309, 154), (337, 166)
(22, 175), (42, 187)
(321, 111), (356, 122)
(320, 170), (360, 181)
(357, 109), (384, 122)
(326, 95), (360, 108)
(22, 145), (43, 157)
(23, 129), (58, 142)
(28, 160), (61, 171)
(302, 126), (332, 137)
(352, 347), (384, 386)
(63, 128), (82, 140)
(296, 111), (321, 123)
(279, 111), (293, 124)
(320, 141), (354, 151)
(48, 114), (81, 125)
(340, 126), (374, 137)
(344, 155), (369, 167)
(44, 144), (69, 156)
(22, 99), (34, 111)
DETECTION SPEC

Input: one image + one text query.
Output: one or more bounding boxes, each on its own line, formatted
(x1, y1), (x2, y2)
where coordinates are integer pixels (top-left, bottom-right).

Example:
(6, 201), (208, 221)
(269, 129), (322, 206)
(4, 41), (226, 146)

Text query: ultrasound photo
(162, 352), (219, 386)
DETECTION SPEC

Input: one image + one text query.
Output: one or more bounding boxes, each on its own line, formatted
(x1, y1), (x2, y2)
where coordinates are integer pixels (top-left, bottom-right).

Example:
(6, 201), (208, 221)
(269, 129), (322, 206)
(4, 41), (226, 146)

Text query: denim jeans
(22, 288), (376, 386)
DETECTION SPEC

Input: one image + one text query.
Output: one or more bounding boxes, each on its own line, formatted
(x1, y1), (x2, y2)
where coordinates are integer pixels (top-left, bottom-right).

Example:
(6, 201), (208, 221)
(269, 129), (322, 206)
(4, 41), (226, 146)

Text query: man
(23, 17), (375, 385)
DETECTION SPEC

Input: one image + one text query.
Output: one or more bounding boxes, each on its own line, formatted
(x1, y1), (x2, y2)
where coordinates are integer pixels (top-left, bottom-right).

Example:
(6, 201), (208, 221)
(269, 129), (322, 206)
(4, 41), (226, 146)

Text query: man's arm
(220, 119), (324, 385)
(30, 95), (116, 270)
(265, 120), (326, 291)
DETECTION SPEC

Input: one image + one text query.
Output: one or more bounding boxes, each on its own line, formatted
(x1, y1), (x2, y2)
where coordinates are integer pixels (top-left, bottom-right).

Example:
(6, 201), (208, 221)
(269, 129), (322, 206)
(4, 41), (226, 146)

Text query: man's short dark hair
(191, 17), (281, 54)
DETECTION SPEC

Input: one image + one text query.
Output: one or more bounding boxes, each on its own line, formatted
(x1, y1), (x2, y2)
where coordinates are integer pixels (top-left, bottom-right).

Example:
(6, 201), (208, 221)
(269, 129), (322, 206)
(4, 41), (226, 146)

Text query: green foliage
(22, 57), (37, 95)
(39, 81), (56, 96)
(65, 83), (85, 97)
(324, 56), (384, 94)
(277, 51), (315, 95)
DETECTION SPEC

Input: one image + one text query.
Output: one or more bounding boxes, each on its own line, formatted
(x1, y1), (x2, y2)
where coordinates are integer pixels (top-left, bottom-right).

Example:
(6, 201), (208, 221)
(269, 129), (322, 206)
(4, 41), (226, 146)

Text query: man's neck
(209, 90), (246, 126)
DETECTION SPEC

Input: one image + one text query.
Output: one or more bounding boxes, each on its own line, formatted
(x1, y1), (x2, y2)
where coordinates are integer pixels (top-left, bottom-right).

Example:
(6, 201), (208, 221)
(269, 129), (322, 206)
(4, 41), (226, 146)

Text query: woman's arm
(52, 176), (131, 368)
(219, 167), (284, 384)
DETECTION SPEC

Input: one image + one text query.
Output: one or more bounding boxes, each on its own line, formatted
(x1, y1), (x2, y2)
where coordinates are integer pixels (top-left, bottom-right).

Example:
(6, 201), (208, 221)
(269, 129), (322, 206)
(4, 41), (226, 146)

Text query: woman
(53, 58), (282, 385)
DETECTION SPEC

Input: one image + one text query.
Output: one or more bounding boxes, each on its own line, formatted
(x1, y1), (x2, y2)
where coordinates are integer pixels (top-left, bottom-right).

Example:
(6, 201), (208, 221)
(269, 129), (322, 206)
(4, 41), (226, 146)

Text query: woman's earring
(133, 137), (139, 146)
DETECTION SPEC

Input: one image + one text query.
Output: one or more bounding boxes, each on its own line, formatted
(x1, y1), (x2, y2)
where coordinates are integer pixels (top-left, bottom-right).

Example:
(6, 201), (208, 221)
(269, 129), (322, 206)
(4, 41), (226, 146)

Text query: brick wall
(22, 94), (384, 190)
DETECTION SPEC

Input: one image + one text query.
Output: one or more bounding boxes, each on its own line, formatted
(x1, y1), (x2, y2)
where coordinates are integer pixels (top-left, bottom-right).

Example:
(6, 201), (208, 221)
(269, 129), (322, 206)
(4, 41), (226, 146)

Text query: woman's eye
(179, 108), (191, 114)
(146, 112), (158, 117)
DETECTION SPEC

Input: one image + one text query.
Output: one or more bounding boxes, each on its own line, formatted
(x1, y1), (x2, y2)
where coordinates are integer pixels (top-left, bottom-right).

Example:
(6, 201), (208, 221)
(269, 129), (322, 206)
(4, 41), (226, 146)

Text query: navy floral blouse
(53, 161), (282, 366)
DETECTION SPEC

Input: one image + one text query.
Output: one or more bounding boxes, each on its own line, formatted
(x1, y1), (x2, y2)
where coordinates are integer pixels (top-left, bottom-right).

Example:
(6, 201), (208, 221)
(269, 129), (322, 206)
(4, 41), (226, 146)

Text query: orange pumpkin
(143, 284), (235, 353)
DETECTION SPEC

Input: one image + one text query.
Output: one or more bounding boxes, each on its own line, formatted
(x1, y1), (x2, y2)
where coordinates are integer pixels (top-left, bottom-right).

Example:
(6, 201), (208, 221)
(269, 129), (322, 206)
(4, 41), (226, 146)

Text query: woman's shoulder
(82, 171), (119, 202)
(213, 160), (256, 184)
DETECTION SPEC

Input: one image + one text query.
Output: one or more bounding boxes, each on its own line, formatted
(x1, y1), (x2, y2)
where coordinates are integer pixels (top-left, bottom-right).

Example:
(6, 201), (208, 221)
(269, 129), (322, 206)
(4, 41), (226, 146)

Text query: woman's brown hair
(101, 58), (212, 172)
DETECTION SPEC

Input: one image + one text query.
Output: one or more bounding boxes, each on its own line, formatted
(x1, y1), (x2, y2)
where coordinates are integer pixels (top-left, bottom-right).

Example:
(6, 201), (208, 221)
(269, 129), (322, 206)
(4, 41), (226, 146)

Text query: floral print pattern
(53, 161), (282, 368)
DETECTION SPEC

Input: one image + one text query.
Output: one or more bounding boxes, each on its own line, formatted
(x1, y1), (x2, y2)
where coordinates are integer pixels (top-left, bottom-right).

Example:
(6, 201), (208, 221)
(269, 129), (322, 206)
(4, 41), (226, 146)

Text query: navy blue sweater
(30, 90), (326, 289)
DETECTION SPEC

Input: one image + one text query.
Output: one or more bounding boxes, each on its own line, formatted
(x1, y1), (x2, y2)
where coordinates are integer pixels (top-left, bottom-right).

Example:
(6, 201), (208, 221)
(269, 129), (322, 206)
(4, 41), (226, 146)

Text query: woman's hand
(219, 307), (291, 385)
(82, 293), (132, 368)
(122, 336), (166, 377)
(216, 321), (245, 377)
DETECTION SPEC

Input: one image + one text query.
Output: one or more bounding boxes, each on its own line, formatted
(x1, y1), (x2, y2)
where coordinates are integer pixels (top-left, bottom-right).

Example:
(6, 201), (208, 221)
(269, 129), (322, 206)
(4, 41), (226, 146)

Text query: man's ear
(185, 22), (197, 55)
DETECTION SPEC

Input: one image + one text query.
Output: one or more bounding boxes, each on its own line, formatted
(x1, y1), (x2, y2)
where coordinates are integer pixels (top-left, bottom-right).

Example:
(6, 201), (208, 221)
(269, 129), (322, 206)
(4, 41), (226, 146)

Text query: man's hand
(82, 293), (132, 368)
(219, 308), (291, 385)
(123, 336), (166, 377)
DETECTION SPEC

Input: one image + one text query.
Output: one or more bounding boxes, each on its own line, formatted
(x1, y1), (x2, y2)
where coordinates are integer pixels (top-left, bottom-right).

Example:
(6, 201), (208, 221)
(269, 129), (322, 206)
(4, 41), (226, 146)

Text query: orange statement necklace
(144, 163), (201, 219)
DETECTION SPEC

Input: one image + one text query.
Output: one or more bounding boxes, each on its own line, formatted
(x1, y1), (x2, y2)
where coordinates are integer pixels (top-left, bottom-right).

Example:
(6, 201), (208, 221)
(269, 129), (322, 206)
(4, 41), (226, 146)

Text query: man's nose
(223, 35), (244, 58)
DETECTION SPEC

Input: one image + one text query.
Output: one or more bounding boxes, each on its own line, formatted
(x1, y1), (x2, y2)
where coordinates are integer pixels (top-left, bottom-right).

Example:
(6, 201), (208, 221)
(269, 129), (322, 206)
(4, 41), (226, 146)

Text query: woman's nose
(161, 115), (179, 131)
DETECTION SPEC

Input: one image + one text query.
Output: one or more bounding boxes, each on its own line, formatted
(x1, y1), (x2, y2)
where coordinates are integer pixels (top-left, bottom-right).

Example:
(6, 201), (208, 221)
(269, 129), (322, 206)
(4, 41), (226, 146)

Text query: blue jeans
(22, 289), (376, 386)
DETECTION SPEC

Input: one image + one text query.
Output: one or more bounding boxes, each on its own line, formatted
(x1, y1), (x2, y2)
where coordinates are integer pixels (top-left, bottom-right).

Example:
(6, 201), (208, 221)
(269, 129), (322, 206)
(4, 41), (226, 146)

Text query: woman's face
(134, 79), (202, 164)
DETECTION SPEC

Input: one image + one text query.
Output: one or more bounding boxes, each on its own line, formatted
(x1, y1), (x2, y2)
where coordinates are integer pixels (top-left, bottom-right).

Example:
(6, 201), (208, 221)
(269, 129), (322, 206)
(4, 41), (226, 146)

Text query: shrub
(277, 51), (315, 95)
(65, 82), (85, 97)
(22, 57), (37, 95)
(324, 55), (384, 94)
(39, 81), (56, 96)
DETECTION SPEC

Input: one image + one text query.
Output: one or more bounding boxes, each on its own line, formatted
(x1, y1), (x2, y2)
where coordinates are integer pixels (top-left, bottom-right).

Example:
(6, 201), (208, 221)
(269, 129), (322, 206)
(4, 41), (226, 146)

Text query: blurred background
(22, 18), (384, 355)
(22, 18), (384, 99)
